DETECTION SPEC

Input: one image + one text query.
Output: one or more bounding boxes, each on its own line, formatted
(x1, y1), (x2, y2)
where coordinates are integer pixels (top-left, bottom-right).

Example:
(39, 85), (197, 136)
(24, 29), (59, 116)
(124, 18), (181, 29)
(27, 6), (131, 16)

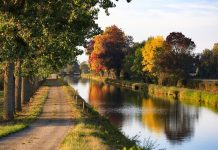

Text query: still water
(65, 77), (218, 150)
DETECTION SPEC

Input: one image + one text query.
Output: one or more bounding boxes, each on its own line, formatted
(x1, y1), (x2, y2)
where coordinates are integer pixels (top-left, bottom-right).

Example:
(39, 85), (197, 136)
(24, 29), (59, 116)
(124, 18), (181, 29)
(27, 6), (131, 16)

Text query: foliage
(131, 47), (145, 80)
(153, 32), (196, 85)
(98, 25), (127, 76)
(123, 41), (146, 81)
(64, 60), (81, 74)
(123, 54), (135, 79)
(89, 25), (130, 78)
(0, 0), (132, 77)
(198, 43), (218, 79)
(0, 0), (132, 119)
(142, 36), (164, 73)
(80, 61), (90, 74)
(89, 35), (107, 73)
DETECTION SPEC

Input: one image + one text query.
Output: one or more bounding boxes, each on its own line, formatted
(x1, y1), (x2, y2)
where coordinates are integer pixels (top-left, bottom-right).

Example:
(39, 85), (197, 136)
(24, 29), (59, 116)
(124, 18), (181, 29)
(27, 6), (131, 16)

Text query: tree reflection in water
(65, 76), (201, 145)
(88, 81), (124, 127)
(141, 97), (199, 144)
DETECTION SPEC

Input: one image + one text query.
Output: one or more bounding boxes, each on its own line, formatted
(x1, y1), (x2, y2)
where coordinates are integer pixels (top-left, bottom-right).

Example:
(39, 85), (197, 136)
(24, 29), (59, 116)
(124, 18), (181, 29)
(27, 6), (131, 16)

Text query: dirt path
(0, 81), (73, 150)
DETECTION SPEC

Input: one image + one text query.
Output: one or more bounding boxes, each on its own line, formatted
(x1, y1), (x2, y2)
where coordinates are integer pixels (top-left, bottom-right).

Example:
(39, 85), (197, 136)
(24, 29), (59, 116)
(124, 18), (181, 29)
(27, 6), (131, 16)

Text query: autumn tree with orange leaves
(88, 25), (130, 78)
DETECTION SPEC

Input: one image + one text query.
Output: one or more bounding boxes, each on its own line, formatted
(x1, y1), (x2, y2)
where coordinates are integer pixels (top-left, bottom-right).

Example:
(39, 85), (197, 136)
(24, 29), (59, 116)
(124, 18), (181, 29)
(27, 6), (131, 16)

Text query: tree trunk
(21, 77), (28, 104)
(15, 61), (22, 111)
(12, 74), (15, 114)
(3, 62), (15, 120)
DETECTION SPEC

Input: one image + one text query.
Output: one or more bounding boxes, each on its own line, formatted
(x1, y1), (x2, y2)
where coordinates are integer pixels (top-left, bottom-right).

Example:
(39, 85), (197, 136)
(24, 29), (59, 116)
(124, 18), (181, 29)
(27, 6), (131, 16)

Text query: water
(65, 77), (218, 150)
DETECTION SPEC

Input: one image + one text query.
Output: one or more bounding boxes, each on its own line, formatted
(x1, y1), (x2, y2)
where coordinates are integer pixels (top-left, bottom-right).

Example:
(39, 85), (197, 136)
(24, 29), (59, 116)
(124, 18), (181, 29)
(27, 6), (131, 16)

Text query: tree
(89, 35), (107, 74)
(65, 61), (80, 75)
(131, 47), (145, 80)
(213, 43), (218, 55)
(80, 61), (90, 74)
(89, 25), (130, 78)
(154, 32), (196, 85)
(123, 54), (134, 79)
(123, 41), (145, 80)
(198, 43), (218, 79)
(142, 36), (164, 73)
(98, 25), (128, 78)
(0, 0), (132, 120)
(198, 49), (214, 78)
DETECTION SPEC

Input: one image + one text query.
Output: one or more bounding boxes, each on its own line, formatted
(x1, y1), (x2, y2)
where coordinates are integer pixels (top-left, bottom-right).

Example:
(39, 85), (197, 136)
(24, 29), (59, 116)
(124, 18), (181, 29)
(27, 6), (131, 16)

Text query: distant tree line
(86, 25), (218, 87)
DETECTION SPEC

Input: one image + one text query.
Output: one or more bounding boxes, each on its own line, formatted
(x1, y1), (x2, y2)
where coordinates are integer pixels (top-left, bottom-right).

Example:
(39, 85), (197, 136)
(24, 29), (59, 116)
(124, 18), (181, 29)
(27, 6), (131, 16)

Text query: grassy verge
(60, 84), (147, 150)
(0, 83), (49, 138)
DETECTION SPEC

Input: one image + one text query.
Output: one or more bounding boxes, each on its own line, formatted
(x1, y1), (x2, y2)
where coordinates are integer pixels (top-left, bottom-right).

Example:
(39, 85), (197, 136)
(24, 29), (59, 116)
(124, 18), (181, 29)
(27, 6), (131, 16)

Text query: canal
(65, 77), (218, 150)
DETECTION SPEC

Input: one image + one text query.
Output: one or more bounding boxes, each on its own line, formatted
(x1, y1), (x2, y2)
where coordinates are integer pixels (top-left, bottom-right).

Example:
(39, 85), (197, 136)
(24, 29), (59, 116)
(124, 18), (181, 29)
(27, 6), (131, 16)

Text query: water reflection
(65, 77), (218, 149)
(141, 98), (199, 144)
(89, 81), (124, 127)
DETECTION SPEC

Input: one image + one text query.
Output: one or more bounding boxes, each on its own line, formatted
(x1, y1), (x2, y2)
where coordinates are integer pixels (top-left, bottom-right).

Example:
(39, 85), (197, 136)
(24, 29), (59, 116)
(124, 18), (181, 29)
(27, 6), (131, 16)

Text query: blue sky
(78, 0), (218, 62)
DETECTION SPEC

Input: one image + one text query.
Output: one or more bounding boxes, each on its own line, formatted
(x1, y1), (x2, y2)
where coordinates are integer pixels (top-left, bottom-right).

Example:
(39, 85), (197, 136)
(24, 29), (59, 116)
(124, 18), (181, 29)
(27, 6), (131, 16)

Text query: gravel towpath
(0, 81), (73, 150)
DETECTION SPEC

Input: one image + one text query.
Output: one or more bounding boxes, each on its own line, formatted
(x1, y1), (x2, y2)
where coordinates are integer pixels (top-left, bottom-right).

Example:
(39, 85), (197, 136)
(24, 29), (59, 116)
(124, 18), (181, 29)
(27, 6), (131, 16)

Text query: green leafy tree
(123, 41), (145, 80)
(131, 42), (146, 79)
(0, 0), (132, 120)
(198, 43), (218, 79)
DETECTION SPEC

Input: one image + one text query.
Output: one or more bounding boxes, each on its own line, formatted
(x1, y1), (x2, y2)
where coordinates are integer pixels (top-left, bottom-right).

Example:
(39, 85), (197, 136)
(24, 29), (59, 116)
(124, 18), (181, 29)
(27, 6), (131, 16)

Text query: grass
(60, 85), (148, 150)
(0, 83), (49, 138)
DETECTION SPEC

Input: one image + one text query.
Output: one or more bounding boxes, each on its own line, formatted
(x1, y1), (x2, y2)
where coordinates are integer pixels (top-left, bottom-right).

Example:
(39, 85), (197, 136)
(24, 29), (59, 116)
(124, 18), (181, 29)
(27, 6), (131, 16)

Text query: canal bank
(60, 80), (148, 150)
(65, 76), (218, 150)
(81, 74), (218, 112)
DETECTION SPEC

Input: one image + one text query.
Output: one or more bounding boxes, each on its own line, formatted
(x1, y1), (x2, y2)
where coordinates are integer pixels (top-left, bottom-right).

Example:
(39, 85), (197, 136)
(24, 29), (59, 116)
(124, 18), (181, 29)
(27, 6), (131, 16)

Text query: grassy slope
(60, 85), (147, 150)
(0, 84), (49, 138)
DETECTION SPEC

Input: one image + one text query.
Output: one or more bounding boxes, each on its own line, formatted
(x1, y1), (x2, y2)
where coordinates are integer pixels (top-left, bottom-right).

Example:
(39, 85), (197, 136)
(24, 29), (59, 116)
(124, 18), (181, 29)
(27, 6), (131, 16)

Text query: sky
(78, 0), (218, 63)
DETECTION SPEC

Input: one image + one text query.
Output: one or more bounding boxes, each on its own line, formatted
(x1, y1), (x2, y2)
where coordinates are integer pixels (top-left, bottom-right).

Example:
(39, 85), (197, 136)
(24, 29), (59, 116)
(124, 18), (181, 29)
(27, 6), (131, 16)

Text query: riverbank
(60, 81), (148, 150)
(0, 82), (49, 137)
(81, 74), (218, 111)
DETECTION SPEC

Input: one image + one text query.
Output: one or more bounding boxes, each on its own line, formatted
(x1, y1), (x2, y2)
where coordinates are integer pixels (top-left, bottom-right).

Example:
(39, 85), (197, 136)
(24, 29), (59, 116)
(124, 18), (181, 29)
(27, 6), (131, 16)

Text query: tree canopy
(88, 25), (131, 78)
(142, 36), (164, 73)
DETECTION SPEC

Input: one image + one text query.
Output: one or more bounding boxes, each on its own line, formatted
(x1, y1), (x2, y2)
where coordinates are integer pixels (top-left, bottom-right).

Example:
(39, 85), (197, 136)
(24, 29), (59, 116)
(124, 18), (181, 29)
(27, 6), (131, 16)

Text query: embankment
(81, 74), (218, 111)
(60, 81), (147, 150)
